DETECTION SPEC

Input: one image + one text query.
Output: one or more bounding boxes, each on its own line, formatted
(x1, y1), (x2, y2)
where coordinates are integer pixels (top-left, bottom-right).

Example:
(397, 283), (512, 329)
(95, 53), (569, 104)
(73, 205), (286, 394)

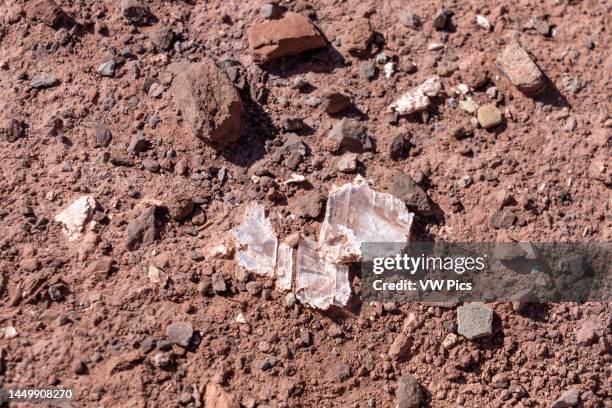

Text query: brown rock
(321, 91), (351, 114)
(496, 43), (545, 94)
(248, 12), (326, 63)
(343, 18), (374, 57)
(396, 374), (423, 408)
(164, 193), (194, 221)
(29, 0), (64, 27)
(172, 60), (244, 145)
(388, 333), (412, 361)
(477, 104), (503, 129)
(327, 118), (373, 152)
(121, 0), (150, 24)
(389, 171), (432, 216)
(124, 206), (157, 251)
(205, 383), (239, 408)
(294, 191), (324, 219)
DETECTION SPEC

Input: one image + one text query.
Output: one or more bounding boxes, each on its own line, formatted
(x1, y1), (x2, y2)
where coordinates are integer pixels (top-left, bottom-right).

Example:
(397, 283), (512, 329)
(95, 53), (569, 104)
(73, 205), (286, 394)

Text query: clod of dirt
(164, 192), (194, 221)
(28, 0), (64, 27)
(247, 12), (327, 63)
(55, 195), (97, 241)
(496, 43), (545, 94)
(457, 302), (494, 340)
(172, 59), (244, 145)
(388, 76), (442, 116)
(205, 382), (239, 408)
(342, 18), (375, 57)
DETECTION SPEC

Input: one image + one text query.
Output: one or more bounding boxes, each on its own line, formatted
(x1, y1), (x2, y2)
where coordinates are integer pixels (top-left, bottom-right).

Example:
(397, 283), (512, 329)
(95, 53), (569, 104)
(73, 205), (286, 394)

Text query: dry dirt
(0, 0), (611, 407)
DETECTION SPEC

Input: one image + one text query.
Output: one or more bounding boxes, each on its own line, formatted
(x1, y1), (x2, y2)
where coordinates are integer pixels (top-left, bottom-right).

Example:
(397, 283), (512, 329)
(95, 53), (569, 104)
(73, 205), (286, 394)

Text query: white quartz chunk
(233, 204), (278, 276)
(388, 76), (442, 115)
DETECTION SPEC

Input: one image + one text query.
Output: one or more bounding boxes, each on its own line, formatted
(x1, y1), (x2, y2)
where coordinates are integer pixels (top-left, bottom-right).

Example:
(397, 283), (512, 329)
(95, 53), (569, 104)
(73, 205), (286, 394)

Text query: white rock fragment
(388, 76), (442, 116)
(384, 62), (396, 79)
(455, 83), (470, 95)
(233, 204), (278, 276)
(476, 15), (491, 31)
(319, 177), (414, 263)
(283, 173), (306, 185)
(295, 237), (350, 310)
(235, 313), (247, 324)
(55, 195), (97, 241)
(275, 243), (294, 291)
(1, 326), (17, 339)
(148, 265), (168, 285)
(428, 42), (444, 51)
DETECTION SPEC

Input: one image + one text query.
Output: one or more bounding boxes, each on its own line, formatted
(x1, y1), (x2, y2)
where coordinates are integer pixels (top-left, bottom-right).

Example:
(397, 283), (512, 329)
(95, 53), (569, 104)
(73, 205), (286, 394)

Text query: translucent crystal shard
(275, 243), (293, 291)
(233, 204), (278, 276)
(295, 238), (350, 309)
(319, 177), (414, 263)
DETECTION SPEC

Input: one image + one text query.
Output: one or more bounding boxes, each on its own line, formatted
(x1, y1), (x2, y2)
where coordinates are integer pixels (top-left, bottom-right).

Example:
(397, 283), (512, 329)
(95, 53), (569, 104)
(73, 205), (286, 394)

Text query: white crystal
(295, 237), (350, 310)
(233, 204), (278, 276)
(384, 62), (396, 79)
(428, 42), (444, 51)
(55, 195), (97, 241)
(275, 243), (293, 291)
(388, 76), (442, 115)
(318, 177), (414, 263)
(283, 173), (306, 185)
(476, 15), (491, 31)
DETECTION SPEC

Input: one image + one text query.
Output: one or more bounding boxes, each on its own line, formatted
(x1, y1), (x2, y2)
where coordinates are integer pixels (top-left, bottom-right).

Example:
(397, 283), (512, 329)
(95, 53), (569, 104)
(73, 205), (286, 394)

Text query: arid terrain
(0, 0), (610, 407)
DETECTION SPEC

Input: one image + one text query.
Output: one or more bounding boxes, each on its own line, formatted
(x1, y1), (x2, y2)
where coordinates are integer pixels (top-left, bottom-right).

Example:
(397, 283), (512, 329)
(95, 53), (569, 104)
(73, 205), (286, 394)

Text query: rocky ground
(0, 0), (611, 407)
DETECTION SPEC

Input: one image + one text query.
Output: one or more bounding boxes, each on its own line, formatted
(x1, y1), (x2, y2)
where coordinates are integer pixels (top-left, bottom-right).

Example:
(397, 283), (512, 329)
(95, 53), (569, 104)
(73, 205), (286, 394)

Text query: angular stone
(336, 153), (358, 173)
(275, 243), (293, 291)
(233, 204), (278, 276)
(327, 118), (372, 152)
(128, 133), (147, 154)
(294, 191), (324, 219)
(457, 302), (494, 340)
(55, 196), (97, 241)
(295, 237), (350, 309)
(388, 333), (412, 361)
(1, 119), (28, 142)
(248, 12), (326, 63)
(389, 171), (432, 216)
(205, 383), (239, 408)
(477, 104), (503, 129)
(396, 374), (423, 408)
(121, 0), (150, 24)
(496, 43), (545, 94)
(149, 28), (175, 50)
(164, 192), (194, 221)
(94, 123), (112, 147)
(31, 72), (59, 89)
(97, 60), (116, 77)
(388, 133), (411, 160)
(388, 76), (442, 115)
(166, 322), (193, 348)
(319, 177), (414, 263)
(124, 206), (157, 250)
(576, 321), (599, 346)
(491, 210), (517, 229)
(321, 91), (351, 114)
(172, 60), (244, 145)
(550, 388), (580, 408)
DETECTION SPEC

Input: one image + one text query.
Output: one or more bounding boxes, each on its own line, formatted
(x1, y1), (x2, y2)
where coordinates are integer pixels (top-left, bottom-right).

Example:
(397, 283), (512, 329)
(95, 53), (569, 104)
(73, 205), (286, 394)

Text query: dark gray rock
(396, 374), (423, 408)
(94, 123), (112, 147)
(389, 171), (432, 216)
(550, 389), (580, 408)
(327, 118), (372, 152)
(457, 302), (494, 340)
(166, 322), (193, 348)
(124, 206), (157, 250)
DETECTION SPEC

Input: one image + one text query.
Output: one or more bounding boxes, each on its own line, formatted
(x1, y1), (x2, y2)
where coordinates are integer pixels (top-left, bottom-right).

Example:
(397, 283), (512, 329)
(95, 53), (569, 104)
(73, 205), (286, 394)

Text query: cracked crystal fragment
(319, 178), (414, 263)
(296, 238), (350, 309)
(275, 243), (293, 291)
(233, 204), (278, 276)
(388, 76), (442, 115)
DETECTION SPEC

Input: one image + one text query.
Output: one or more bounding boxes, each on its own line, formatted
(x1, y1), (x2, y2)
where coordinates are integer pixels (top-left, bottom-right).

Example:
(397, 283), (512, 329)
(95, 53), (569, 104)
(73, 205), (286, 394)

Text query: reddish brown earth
(0, 0), (611, 407)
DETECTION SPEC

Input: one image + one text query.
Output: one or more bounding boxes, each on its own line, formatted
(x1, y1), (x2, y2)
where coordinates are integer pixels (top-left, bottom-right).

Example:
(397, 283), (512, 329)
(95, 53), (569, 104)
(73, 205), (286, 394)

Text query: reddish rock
(388, 333), (412, 361)
(29, 0), (64, 27)
(576, 321), (599, 346)
(205, 383), (239, 408)
(496, 43), (545, 94)
(248, 12), (326, 63)
(342, 18), (374, 57)
(172, 59), (244, 145)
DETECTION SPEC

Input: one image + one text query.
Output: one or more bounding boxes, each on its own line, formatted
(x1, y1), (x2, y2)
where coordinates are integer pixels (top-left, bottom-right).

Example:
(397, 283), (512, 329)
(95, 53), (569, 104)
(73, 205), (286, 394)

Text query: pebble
(361, 62), (377, 80)
(149, 28), (175, 50)
(389, 171), (432, 216)
(457, 302), (494, 340)
(477, 104), (503, 129)
(142, 158), (160, 172)
(124, 205), (157, 250)
(97, 60), (116, 77)
(121, 0), (150, 24)
(336, 153), (358, 173)
(496, 43), (545, 94)
(388, 134), (410, 160)
(327, 118), (373, 152)
(94, 124), (112, 147)
(212, 273), (227, 293)
(396, 374), (423, 408)
(321, 91), (351, 114)
(128, 133), (147, 154)
(562, 75), (582, 94)
(433, 8), (451, 30)
(259, 4), (278, 19)
(388, 333), (411, 361)
(165, 322), (193, 348)
(490, 210), (517, 229)
(476, 15), (491, 31)
(30, 72), (59, 88)
(550, 388), (580, 408)
(459, 99), (479, 114)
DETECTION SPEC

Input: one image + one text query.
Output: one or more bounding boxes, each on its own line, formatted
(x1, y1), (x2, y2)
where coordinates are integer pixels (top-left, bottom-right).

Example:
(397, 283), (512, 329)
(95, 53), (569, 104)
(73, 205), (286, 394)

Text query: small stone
(164, 193), (194, 221)
(55, 195), (97, 241)
(459, 99), (479, 114)
(294, 190), (324, 219)
(334, 363), (352, 382)
(550, 389), (580, 408)
(29, 0), (64, 27)
(121, 0), (150, 24)
(562, 75), (582, 94)
(490, 210), (517, 229)
(399, 9), (421, 29)
(457, 302), (494, 340)
(433, 8), (451, 30)
(576, 321), (599, 346)
(72, 360), (87, 375)
(388, 333), (411, 361)
(212, 273), (227, 293)
(477, 104), (503, 129)
(245, 281), (262, 296)
(94, 124), (112, 147)
(259, 3), (280, 19)
(281, 116), (305, 131)
(361, 62), (377, 80)
(128, 133), (147, 154)
(389, 171), (432, 216)
(142, 158), (160, 172)
(286, 292), (296, 308)
(149, 28), (175, 50)
(124, 206), (157, 250)
(321, 91), (351, 114)
(492, 373), (510, 388)
(442, 333), (458, 349)
(343, 18), (374, 57)
(148, 266), (168, 286)
(248, 12), (326, 63)
(327, 118), (372, 152)
(396, 374), (423, 408)
(1, 119), (28, 142)
(476, 14), (491, 31)
(166, 322), (193, 348)
(204, 383), (238, 408)
(388, 133), (411, 160)
(30, 72), (59, 88)
(496, 43), (545, 94)
(336, 153), (358, 173)
(97, 60), (116, 77)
